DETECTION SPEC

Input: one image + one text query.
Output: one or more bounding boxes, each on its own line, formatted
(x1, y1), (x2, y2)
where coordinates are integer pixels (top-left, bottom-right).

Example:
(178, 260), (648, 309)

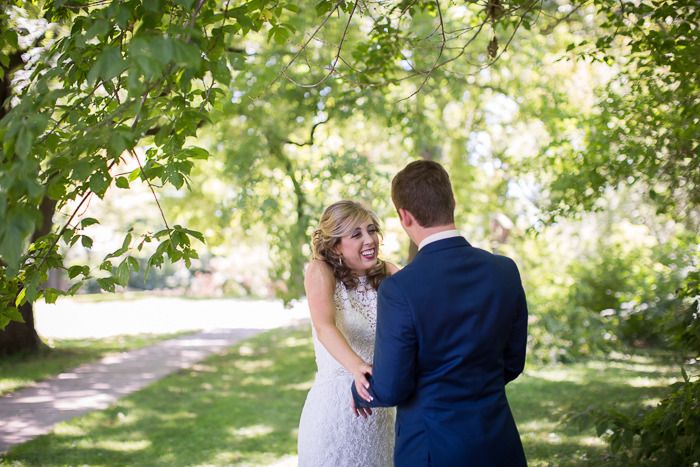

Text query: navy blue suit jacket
(352, 236), (528, 466)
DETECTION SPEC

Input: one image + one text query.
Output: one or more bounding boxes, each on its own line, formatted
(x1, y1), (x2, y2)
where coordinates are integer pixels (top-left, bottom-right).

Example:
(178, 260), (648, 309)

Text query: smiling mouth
(361, 248), (376, 260)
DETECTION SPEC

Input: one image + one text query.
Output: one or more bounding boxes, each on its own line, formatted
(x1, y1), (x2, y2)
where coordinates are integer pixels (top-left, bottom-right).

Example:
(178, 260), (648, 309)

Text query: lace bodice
(312, 276), (378, 378)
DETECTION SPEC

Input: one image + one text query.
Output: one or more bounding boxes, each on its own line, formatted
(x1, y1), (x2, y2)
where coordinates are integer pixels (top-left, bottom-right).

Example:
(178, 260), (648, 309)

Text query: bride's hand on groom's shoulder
(352, 361), (374, 403)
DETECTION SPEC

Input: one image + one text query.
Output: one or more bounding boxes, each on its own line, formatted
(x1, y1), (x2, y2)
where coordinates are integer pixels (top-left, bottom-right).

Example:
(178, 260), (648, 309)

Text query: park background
(0, 0), (698, 465)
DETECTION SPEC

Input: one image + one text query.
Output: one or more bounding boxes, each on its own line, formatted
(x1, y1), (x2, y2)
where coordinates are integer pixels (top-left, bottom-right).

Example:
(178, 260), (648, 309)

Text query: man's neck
(411, 224), (457, 247)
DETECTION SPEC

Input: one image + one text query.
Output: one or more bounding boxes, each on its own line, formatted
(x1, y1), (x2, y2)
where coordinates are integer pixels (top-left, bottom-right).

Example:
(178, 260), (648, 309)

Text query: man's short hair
(391, 160), (456, 227)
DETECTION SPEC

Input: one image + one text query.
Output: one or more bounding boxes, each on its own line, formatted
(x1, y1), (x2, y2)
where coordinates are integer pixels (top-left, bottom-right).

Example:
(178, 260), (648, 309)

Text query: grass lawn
(1, 326), (681, 466)
(0, 332), (191, 396)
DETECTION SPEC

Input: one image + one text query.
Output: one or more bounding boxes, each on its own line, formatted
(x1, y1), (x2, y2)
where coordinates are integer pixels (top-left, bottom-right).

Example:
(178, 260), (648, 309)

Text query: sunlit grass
(0, 326), (680, 466)
(509, 352), (681, 466)
(0, 332), (190, 396)
(1, 326), (316, 466)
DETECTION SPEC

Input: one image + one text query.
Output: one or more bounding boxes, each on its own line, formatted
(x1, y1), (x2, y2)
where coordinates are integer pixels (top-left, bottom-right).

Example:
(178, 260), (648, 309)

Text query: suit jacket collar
(415, 235), (471, 258)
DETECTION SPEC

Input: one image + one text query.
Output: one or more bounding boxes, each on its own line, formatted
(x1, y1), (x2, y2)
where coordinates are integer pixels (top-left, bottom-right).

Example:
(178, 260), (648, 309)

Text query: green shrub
(591, 373), (700, 466)
(573, 268), (700, 464)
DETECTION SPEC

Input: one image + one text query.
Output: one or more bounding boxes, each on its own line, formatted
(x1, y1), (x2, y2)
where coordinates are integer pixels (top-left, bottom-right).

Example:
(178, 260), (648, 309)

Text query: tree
(0, 0), (294, 353)
(541, 0), (699, 223)
(0, 0), (537, 353)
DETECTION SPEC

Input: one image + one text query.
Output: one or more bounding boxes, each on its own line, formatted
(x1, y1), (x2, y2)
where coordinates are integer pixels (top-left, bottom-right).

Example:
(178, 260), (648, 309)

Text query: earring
(339, 256), (343, 266)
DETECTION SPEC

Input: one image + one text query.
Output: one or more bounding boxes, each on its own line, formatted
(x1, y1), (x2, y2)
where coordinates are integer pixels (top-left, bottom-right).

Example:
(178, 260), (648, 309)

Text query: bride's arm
(305, 260), (373, 402)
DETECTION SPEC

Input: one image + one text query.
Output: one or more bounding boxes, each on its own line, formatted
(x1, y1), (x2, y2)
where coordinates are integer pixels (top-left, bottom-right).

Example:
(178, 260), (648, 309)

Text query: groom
(352, 160), (528, 466)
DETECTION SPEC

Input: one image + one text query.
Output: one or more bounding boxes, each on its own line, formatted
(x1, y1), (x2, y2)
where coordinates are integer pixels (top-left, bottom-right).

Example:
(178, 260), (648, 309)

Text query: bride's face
(335, 220), (379, 274)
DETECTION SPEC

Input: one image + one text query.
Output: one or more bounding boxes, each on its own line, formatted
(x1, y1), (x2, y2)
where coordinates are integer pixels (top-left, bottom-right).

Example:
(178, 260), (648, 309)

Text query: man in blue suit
(351, 160), (528, 466)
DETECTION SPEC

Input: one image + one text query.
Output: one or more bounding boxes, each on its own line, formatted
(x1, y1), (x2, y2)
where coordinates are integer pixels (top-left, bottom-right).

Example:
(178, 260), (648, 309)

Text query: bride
(297, 200), (398, 466)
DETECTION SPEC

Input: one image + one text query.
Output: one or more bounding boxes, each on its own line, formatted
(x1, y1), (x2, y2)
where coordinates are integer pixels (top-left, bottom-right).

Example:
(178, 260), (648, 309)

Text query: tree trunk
(0, 302), (43, 356)
(0, 197), (57, 356)
(405, 122), (439, 263)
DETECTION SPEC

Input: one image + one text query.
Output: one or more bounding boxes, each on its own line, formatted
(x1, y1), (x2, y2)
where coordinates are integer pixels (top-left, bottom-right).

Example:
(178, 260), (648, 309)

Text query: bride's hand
(353, 361), (373, 402)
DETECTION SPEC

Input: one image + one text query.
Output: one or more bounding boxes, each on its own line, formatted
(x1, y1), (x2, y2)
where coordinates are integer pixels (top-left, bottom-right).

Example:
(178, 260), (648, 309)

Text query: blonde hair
(311, 200), (388, 290)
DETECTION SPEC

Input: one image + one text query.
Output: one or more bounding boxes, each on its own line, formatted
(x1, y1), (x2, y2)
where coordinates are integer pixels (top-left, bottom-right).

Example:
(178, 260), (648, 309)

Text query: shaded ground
(0, 326), (680, 466)
(0, 329), (264, 452)
(0, 296), (309, 457)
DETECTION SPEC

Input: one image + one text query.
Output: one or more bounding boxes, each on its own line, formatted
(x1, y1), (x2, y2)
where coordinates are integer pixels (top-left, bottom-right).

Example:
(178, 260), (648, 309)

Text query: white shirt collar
(418, 229), (461, 250)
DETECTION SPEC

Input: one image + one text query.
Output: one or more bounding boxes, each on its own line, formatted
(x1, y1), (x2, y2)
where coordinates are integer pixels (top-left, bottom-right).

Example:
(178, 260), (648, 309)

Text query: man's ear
(398, 208), (413, 227)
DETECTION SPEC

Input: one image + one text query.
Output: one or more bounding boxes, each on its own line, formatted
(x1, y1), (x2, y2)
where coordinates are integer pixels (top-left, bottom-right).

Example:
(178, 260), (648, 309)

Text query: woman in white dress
(297, 200), (398, 466)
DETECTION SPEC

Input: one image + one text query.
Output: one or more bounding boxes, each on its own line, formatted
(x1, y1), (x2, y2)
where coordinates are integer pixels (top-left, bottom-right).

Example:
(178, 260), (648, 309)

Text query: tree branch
(283, 116), (331, 147)
(282, 0), (359, 88)
(540, 1), (590, 35)
(267, 0), (344, 90)
(397, 0), (447, 103)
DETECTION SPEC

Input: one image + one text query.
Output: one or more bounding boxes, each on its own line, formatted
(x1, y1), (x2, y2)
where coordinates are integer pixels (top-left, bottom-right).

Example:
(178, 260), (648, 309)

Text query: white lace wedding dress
(297, 276), (395, 466)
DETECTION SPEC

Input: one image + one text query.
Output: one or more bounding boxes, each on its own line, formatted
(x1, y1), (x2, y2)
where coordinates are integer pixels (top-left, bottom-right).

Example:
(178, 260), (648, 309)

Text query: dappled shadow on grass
(2, 326), (316, 466)
(1, 329), (679, 466)
(509, 355), (679, 466)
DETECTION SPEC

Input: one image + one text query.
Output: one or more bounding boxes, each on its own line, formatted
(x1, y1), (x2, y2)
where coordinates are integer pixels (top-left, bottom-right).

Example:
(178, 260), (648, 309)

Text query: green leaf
(128, 168), (142, 182)
(169, 172), (184, 189)
(88, 46), (126, 85)
(44, 288), (61, 304)
(140, 0), (157, 11)
(15, 126), (33, 158)
(47, 178), (67, 200)
(89, 172), (110, 197)
(127, 256), (140, 272)
(72, 159), (93, 179)
(15, 288), (27, 307)
(3, 29), (19, 48)
(5, 307), (24, 324)
(68, 265), (88, 279)
(172, 40), (201, 69)
(96, 277), (116, 292)
(116, 260), (130, 286)
(183, 228), (205, 243)
(81, 218), (100, 228)
(115, 176), (129, 189)
(108, 128), (131, 156)
(268, 25), (291, 45)
(211, 60), (231, 83)
(231, 7), (255, 32)
(67, 282), (83, 295)
(81, 235), (93, 248)
(183, 147), (209, 160)
(316, 0), (333, 16)
(121, 232), (132, 251)
(85, 18), (110, 40)
(0, 315), (10, 329)
(0, 215), (32, 273)
(129, 37), (174, 79)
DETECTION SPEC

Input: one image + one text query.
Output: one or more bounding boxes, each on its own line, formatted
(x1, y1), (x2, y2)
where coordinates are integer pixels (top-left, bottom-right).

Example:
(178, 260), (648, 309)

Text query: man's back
(371, 236), (528, 466)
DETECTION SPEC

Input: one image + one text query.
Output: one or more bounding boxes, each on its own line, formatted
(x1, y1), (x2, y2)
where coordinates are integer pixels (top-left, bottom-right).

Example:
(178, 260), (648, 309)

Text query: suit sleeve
(352, 277), (417, 408)
(504, 262), (528, 384)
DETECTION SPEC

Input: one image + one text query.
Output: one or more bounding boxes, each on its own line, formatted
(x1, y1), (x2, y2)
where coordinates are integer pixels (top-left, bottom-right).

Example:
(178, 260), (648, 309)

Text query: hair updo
(311, 200), (388, 290)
